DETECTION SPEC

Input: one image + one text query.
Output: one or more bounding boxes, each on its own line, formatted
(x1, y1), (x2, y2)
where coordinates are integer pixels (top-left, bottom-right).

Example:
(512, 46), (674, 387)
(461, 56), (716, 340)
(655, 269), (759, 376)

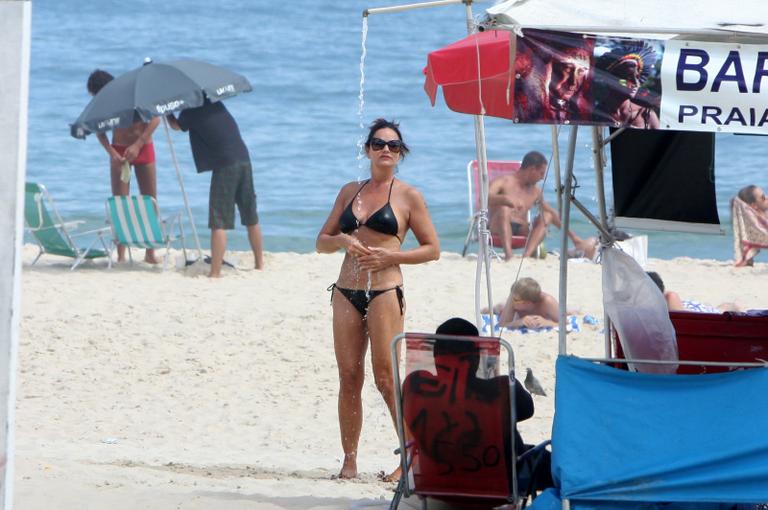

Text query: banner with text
(512, 30), (768, 134)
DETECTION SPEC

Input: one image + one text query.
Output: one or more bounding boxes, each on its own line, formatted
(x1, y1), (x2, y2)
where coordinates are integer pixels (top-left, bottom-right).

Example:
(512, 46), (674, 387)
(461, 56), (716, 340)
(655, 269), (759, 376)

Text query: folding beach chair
(24, 182), (112, 270)
(105, 195), (187, 270)
(528, 356), (768, 510)
(462, 160), (531, 257)
(389, 332), (551, 510)
(731, 196), (768, 265)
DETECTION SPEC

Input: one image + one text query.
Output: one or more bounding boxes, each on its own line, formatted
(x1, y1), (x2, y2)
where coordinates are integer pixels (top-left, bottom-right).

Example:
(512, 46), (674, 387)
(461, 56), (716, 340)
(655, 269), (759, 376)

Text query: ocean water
(26, 0), (767, 261)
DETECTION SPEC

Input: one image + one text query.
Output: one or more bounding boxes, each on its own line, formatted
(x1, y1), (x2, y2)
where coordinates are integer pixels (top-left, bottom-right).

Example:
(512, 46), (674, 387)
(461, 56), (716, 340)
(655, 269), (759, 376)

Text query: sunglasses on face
(369, 138), (403, 153)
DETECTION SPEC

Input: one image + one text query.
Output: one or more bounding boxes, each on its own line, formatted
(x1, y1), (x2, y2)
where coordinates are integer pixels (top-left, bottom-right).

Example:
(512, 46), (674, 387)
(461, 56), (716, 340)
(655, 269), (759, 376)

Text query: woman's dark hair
(646, 271), (665, 293)
(87, 69), (114, 95)
(364, 118), (410, 158)
(738, 184), (758, 205)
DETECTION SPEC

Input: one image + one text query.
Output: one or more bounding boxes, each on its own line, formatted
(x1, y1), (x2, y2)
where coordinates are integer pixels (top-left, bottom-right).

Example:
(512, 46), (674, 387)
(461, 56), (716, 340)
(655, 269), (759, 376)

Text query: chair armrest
(161, 212), (184, 238)
(26, 220), (85, 232)
(517, 440), (551, 465)
(68, 226), (111, 238)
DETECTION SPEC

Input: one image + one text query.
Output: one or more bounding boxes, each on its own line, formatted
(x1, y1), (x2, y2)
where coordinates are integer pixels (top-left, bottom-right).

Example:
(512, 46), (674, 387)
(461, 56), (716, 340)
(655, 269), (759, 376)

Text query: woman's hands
(345, 235), (395, 272)
(356, 246), (395, 272)
(345, 235), (371, 258)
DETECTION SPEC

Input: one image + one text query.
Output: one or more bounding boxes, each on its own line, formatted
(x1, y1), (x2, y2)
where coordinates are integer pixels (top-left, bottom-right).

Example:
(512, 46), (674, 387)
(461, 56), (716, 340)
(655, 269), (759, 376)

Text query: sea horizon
(24, 0), (767, 263)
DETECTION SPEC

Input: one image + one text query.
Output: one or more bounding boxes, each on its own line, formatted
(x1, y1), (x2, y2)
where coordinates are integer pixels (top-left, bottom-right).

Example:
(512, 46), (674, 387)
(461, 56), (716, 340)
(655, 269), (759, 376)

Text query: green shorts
(209, 161), (259, 230)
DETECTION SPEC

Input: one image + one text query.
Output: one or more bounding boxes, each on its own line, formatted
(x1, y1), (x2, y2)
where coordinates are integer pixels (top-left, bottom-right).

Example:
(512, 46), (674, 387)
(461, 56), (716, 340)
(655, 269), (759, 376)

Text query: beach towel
(731, 196), (768, 263)
(481, 313), (585, 334)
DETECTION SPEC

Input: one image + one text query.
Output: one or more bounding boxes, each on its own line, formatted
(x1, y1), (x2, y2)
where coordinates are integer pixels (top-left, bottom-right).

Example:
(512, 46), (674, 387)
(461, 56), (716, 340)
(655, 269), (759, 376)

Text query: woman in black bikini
(316, 118), (440, 480)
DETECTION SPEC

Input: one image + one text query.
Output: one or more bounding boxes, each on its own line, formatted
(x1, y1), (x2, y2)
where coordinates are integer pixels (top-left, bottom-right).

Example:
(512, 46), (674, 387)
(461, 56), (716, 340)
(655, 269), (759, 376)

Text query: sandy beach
(14, 246), (766, 509)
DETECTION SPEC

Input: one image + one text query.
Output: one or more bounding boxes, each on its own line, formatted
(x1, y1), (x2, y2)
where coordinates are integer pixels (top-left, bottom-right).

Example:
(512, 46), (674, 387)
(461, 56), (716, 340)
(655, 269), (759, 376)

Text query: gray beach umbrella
(70, 59), (252, 139)
(71, 59), (253, 263)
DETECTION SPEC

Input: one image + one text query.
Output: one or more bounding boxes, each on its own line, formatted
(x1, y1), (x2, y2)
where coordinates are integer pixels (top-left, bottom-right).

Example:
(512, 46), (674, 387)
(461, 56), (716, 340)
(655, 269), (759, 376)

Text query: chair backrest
(24, 182), (76, 256)
(398, 333), (514, 501)
(466, 160), (521, 215)
(552, 355), (768, 506)
(106, 195), (165, 249)
(732, 196), (768, 246)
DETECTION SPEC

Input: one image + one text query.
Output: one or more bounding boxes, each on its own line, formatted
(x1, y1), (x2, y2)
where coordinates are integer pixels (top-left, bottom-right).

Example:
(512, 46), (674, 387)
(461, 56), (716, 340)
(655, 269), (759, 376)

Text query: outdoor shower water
(357, 16), (369, 179)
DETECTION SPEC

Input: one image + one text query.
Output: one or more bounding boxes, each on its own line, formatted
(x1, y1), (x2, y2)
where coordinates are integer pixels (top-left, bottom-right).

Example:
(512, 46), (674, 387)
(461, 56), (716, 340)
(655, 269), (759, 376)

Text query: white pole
(0, 1), (31, 508)
(162, 117), (204, 262)
(551, 125), (563, 216)
(558, 126), (578, 355)
(460, 1), (496, 332)
(364, 0), (464, 16)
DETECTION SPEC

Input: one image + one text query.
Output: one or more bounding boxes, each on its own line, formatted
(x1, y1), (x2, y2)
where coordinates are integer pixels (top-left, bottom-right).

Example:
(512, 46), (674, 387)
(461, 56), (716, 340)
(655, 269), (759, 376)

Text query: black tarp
(610, 128), (720, 233)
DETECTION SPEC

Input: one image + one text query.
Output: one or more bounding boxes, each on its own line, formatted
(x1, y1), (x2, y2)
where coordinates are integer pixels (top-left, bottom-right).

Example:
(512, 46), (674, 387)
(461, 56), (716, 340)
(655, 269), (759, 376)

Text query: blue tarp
(541, 356), (768, 508)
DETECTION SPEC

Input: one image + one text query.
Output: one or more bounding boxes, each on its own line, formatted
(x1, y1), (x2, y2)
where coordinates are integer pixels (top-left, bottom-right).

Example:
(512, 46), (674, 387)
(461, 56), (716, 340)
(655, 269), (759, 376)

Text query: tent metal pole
(558, 126), (578, 356)
(551, 125), (563, 216)
(460, 1), (495, 333)
(591, 126), (612, 357)
(591, 127), (609, 231)
(162, 117), (204, 262)
(364, 0), (464, 16)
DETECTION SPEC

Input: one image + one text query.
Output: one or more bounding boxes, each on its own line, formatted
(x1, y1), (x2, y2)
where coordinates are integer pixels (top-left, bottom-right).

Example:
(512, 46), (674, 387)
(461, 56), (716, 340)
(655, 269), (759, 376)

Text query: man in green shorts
(166, 98), (263, 277)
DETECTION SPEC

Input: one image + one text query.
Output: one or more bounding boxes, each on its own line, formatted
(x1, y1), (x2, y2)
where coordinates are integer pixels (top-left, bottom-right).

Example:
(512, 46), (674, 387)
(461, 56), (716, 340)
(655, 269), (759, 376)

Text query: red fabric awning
(424, 30), (517, 120)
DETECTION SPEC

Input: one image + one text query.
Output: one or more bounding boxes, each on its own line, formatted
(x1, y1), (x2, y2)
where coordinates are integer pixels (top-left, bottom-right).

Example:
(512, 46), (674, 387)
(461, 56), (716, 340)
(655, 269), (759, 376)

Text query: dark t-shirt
(177, 100), (249, 172)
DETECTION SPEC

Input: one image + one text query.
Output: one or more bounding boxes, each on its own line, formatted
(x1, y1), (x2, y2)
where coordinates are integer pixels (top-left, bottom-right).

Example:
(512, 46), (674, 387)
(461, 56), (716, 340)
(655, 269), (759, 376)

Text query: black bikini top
(339, 179), (400, 239)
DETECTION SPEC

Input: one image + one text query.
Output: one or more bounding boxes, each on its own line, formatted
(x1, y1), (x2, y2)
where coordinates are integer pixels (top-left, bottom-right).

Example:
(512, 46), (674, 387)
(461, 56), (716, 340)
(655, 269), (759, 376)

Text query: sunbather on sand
(484, 277), (560, 329)
(646, 271), (741, 313)
(733, 184), (768, 267)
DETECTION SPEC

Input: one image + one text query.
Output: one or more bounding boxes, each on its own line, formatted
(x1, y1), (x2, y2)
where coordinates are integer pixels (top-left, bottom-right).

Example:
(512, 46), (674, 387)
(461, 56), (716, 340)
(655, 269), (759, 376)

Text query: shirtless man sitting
(488, 151), (562, 260)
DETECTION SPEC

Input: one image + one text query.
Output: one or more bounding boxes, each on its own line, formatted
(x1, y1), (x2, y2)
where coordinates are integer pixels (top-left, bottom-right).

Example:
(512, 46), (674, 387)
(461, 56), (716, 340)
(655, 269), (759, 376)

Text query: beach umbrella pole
(162, 117), (204, 262)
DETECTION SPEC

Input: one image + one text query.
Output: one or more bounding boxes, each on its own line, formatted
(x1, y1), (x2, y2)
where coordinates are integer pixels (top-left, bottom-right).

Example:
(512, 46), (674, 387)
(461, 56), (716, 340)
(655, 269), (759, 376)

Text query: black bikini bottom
(328, 284), (404, 317)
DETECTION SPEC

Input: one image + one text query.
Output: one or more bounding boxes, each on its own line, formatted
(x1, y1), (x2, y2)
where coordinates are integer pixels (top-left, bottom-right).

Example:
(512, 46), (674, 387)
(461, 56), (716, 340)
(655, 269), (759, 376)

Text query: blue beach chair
(530, 356), (768, 510)
(24, 182), (112, 270)
(105, 195), (187, 270)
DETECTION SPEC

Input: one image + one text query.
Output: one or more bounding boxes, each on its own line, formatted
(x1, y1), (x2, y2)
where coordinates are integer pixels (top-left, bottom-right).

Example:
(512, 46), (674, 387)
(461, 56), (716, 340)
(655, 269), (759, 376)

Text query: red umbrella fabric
(424, 30), (516, 120)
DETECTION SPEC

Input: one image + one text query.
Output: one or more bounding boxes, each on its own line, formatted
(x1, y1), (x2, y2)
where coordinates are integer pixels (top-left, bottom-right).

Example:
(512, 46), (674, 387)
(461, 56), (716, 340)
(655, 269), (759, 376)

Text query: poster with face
(513, 30), (595, 124)
(591, 38), (665, 129)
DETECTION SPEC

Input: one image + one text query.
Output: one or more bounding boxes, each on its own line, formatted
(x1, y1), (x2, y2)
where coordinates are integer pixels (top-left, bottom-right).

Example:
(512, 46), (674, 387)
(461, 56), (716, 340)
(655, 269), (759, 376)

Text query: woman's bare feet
(378, 464), (401, 483)
(337, 452), (357, 479)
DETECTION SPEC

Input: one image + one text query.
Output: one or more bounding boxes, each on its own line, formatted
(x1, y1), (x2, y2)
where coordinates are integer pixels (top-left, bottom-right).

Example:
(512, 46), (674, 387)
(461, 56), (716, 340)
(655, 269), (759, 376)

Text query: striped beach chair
(24, 182), (112, 270)
(105, 195), (186, 270)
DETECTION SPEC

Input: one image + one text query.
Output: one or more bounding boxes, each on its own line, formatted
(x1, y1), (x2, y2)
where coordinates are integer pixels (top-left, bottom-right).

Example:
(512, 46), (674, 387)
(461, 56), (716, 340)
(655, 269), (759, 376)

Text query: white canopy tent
(484, 0), (768, 38)
(480, 0), (768, 355)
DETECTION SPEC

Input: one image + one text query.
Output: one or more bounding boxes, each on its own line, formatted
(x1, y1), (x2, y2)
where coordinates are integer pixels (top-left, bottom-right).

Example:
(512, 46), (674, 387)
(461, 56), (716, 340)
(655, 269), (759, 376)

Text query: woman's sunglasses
(369, 138), (403, 153)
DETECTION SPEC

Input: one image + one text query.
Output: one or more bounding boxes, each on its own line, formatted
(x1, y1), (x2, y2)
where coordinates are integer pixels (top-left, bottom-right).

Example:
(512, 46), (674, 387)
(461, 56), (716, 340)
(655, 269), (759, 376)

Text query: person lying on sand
(646, 271), (741, 314)
(484, 277), (560, 329)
